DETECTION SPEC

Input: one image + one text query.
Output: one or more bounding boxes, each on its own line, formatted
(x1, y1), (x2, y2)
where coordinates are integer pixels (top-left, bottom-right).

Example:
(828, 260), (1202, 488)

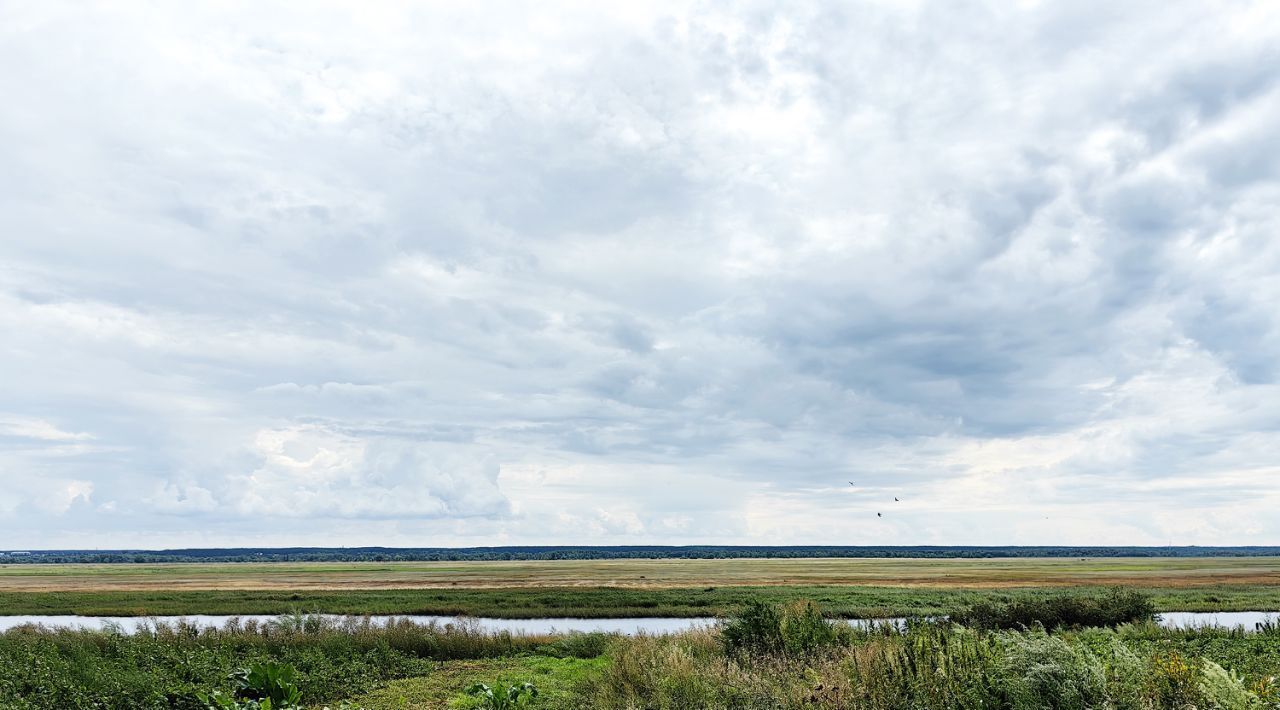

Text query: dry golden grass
(3, 557), (1279, 593)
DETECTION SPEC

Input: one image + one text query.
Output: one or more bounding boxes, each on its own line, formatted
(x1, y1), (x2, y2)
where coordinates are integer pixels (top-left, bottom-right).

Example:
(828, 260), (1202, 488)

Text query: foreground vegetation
(0, 615), (561, 709)
(579, 616), (1280, 709)
(4, 583), (1280, 618)
(3, 591), (1280, 708)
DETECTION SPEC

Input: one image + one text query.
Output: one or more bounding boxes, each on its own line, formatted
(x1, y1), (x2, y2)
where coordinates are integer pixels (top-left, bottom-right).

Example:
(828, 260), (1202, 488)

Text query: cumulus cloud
(229, 426), (507, 519)
(1, 0), (1279, 547)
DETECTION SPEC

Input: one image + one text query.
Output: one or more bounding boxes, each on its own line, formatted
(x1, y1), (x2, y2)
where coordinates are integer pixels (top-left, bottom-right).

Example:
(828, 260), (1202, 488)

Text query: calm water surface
(0, 615), (715, 635)
(0, 611), (1273, 635)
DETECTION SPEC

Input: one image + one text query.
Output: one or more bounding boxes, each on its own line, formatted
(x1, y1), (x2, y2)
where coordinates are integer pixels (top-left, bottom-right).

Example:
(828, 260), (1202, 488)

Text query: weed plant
(0, 615), (563, 709)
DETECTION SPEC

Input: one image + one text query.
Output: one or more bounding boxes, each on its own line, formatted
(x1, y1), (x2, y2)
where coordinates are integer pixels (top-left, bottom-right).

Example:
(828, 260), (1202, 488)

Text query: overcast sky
(2, 1), (1279, 549)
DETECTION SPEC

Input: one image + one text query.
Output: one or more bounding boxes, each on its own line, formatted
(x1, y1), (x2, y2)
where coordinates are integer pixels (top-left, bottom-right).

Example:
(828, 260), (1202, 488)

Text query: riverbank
(4, 584), (1280, 618)
(1, 610), (1275, 635)
(4, 610), (1280, 709)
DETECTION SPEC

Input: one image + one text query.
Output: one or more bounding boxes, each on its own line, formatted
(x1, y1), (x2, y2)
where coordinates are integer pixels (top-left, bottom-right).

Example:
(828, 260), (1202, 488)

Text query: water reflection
(0, 611), (1273, 635)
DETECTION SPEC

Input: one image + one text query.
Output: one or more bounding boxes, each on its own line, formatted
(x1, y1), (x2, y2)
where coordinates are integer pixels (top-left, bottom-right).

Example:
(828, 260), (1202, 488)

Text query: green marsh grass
(4, 583), (1279, 618)
(0, 615), (570, 709)
(6, 597), (1280, 709)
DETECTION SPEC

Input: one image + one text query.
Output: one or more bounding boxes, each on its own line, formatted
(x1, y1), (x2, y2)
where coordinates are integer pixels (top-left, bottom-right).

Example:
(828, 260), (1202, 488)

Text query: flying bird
(876, 512), (882, 518)
(894, 497), (899, 502)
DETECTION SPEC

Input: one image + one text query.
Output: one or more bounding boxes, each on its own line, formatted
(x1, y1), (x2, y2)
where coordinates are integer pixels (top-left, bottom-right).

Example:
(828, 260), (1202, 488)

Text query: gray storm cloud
(2, 0), (1279, 547)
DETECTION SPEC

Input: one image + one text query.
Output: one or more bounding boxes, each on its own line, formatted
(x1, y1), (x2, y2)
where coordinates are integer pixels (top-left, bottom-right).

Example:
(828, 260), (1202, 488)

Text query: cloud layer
(2, 0), (1279, 547)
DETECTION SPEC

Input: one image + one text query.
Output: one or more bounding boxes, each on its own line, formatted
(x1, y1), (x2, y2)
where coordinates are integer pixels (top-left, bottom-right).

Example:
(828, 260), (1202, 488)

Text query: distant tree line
(3, 545), (1279, 564)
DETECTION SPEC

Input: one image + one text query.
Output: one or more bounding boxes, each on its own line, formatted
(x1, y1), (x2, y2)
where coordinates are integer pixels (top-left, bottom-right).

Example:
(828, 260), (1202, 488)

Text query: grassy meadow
(4, 558), (1280, 706)
(2, 557), (1280, 619)
(5, 584), (1280, 619)
(3, 556), (1280, 618)
(2, 598), (1280, 709)
(6, 556), (1280, 591)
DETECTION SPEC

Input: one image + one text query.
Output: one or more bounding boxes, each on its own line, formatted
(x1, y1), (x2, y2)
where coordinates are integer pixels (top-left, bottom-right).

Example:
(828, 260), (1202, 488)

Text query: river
(0, 611), (1275, 635)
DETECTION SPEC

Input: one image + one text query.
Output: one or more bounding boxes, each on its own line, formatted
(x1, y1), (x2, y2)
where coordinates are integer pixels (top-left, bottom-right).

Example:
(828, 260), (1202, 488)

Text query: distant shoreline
(4, 556), (1279, 617)
(4, 545), (1280, 564)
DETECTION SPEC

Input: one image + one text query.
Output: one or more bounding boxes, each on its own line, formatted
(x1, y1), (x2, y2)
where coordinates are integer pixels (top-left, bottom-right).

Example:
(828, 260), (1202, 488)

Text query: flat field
(5, 556), (1280, 592)
(2, 557), (1279, 617)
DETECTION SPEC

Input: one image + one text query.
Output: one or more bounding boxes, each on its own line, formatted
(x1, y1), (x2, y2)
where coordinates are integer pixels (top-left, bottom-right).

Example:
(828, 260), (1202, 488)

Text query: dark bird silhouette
(876, 512), (882, 518)
(848, 482), (855, 486)
(894, 497), (899, 502)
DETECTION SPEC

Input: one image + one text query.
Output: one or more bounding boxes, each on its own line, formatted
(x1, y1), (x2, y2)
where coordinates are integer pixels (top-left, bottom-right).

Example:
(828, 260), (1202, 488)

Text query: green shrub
(781, 601), (837, 655)
(1198, 660), (1258, 710)
(721, 601), (786, 656)
(197, 661), (366, 710)
(1149, 651), (1205, 708)
(994, 630), (1107, 709)
(247, 662), (301, 705)
(465, 682), (538, 709)
(722, 600), (840, 657)
(1071, 628), (1148, 708)
(951, 588), (1156, 630)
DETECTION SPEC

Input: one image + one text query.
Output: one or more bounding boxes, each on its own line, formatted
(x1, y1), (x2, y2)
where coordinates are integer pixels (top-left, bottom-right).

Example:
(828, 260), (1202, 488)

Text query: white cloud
(0, 415), (92, 442)
(229, 426), (508, 520)
(1, 1), (1279, 547)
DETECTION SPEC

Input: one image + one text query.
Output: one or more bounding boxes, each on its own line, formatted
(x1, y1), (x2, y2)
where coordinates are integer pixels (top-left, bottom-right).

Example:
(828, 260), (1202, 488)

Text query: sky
(2, 1), (1280, 549)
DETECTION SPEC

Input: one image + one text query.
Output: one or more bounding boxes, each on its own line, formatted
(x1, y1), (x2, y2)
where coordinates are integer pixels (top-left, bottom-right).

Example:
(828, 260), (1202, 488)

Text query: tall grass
(4, 583), (1275, 618)
(6, 603), (1280, 708)
(583, 601), (1278, 709)
(0, 615), (596, 709)
(951, 587), (1157, 630)
(721, 600), (838, 657)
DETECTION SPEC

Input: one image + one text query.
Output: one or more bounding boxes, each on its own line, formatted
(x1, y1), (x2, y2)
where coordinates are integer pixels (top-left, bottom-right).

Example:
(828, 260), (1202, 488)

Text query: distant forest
(2, 546), (1279, 564)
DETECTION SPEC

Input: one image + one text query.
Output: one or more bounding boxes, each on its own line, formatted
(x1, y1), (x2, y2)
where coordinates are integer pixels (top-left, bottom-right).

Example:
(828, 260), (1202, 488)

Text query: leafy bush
(1199, 660), (1257, 710)
(1071, 628), (1148, 707)
(465, 682), (538, 709)
(993, 630), (1107, 709)
(951, 588), (1156, 630)
(721, 601), (786, 656)
(1149, 650), (1205, 708)
(199, 662), (304, 709)
(721, 600), (839, 657)
(781, 601), (837, 655)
